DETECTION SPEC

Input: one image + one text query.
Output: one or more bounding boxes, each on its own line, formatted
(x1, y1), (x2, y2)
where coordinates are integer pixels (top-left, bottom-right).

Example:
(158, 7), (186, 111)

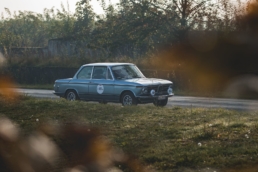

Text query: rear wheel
(153, 98), (168, 107)
(121, 92), (137, 106)
(65, 90), (79, 101)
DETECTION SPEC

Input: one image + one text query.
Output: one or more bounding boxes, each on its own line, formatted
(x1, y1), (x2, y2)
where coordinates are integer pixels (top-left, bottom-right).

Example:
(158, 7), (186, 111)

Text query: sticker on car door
(97, 84), (104, 94)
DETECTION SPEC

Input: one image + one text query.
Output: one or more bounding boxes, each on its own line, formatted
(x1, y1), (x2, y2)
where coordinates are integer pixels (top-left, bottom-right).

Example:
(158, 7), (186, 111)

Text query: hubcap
(123, 95), (132, 105)
(67, 92), (76, 101)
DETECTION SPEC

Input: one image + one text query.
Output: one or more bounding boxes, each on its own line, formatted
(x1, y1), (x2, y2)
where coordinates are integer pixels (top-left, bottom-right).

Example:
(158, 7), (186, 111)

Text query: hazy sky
(0, 0), (119, 16)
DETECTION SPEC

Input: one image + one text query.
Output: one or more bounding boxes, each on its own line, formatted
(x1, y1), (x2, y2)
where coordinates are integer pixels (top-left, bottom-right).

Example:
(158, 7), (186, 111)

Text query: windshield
(111, 65), (145, 80)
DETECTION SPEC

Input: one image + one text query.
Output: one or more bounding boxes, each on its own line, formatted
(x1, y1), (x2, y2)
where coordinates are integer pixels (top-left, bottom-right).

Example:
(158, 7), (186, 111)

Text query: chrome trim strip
(136, 94), (174, 99)
(114, 85), (136, 87)
(69, 82), (114, 85)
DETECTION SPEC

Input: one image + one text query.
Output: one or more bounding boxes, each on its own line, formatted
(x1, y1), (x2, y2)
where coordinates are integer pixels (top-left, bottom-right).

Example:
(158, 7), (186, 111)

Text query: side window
(92, 66), (107, 79)
(77, 66), (93, 79)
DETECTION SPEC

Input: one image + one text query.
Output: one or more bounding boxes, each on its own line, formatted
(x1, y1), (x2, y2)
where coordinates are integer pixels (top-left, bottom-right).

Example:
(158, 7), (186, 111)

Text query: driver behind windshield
(113, 69), (124, 79)
(112, 65), (144, 79)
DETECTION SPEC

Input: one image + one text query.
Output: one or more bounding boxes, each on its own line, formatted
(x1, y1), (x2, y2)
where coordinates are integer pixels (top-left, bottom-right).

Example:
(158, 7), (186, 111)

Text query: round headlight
(167, 87), (173, 95)
(150, 89), (156, 96)
(141, 87), (148, 95)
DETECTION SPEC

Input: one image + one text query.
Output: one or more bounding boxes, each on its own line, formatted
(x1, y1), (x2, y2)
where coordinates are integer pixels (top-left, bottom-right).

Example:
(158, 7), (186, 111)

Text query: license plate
(158, 95), (166, 100)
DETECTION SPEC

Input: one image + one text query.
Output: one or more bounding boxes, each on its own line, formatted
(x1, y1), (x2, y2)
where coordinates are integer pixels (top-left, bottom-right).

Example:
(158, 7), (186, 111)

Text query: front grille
(148, 84), (170, 95)
(158, 85), (170, 94)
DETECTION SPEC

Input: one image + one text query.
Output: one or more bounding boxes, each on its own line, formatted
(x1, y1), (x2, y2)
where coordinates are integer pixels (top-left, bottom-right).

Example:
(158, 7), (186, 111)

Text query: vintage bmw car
(53, 63), (174, 106)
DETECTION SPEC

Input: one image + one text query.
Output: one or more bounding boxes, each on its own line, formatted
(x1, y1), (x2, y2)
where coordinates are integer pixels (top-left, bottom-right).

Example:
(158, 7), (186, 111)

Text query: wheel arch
(119, 90), (136, 102)
(65, 88), (79, 97)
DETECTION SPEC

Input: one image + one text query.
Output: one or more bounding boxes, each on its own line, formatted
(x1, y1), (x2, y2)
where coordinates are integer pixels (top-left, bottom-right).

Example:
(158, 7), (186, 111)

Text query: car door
(88, 66), (115, 101)
(69, 66), (93, 100)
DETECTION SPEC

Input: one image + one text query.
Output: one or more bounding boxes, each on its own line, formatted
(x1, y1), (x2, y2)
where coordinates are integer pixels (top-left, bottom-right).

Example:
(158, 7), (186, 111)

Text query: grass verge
(1, 96), (258, 171)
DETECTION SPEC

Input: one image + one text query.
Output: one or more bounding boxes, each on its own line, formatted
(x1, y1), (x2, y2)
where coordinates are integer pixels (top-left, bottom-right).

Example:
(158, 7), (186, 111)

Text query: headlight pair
(140, 85), (172, 96)
(141, 87), (156, 96)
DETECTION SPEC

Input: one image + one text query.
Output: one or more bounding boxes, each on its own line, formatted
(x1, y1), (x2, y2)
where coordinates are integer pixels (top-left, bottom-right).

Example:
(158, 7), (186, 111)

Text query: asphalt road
(15, 88), (258, 111)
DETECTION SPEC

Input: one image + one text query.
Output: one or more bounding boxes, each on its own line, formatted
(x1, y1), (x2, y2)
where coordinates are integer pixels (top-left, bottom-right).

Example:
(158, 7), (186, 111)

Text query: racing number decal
(97, 84), (104, 94)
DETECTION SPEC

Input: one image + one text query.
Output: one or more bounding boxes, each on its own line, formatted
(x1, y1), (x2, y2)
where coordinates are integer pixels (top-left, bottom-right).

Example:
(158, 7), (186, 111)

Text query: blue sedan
(53, 63), (174, 106)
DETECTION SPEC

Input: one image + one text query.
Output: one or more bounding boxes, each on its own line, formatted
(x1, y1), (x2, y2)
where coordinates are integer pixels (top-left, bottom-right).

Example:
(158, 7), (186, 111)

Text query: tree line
(0, 0), (251, 58)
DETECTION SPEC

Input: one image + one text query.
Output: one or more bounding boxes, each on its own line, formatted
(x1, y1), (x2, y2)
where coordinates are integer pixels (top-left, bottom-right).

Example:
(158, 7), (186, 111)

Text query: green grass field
(1, 95), (258, 172)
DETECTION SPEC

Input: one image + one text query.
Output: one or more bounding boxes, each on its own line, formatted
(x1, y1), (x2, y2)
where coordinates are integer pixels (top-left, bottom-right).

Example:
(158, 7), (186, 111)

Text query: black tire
(153, 97), (168, 107)
(65, 90), (79, 101)
(121, 92), (137, 106)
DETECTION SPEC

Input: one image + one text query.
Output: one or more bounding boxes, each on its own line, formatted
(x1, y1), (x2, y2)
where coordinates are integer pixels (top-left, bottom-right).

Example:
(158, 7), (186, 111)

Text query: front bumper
(136, 94), (174, 103)
(53, 91), (65, 97)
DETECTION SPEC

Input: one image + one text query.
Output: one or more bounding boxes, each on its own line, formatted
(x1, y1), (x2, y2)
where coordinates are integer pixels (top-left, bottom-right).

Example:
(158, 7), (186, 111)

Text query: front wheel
(65, 90), (79, 101)
(121, 92), (137, 106)
(153, 98), (168, 107)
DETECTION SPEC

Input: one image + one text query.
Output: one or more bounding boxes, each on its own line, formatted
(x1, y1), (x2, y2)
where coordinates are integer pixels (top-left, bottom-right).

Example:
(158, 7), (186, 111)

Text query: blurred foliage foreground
(1, 86), (258, 172)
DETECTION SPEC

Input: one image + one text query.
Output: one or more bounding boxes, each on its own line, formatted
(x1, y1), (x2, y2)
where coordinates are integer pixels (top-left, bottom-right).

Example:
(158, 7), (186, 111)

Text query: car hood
(125, 78), (172, 85)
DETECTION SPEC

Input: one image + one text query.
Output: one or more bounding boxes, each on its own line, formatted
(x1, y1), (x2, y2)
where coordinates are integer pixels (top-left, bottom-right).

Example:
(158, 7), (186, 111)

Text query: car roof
(82, 62), (134, 67)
